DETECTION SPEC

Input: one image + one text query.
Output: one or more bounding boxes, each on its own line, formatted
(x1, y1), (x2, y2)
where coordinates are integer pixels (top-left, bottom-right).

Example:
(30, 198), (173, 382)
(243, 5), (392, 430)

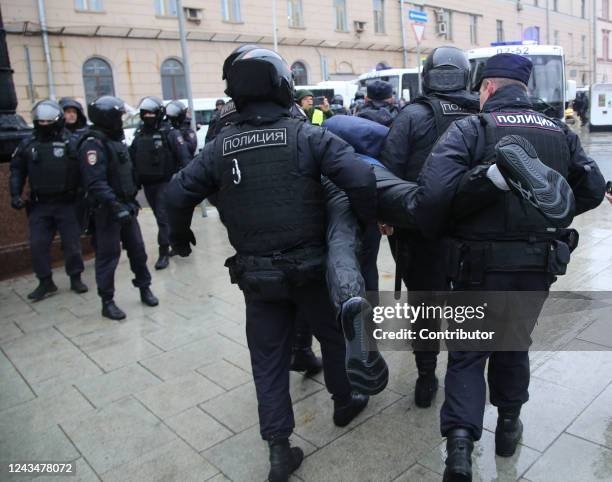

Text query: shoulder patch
(177, 135), (184, 144)
(490, 112), (561, 131)
(222, 128), (287, 156)
(86, 150), (98, 165)
(220, 101), (237, 119)
(440, 102), (470, 115)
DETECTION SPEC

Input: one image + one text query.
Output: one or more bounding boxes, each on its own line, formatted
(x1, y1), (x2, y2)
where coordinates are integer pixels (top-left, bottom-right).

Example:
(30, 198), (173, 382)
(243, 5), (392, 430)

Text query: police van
(589, 83), (612, 131)
(357, 68), (420, 103)
(468, 42), (577, 121)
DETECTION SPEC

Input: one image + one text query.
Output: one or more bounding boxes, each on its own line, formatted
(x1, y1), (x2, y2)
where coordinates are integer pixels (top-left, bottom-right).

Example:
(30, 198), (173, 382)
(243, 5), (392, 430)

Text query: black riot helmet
(58, 97), (87, 129)
(32, 100), (64, 137)
(225, 48), (294, 109)
(138, 96), (165, 129)
(88, 96), (126, 135)
(165, 99), (187, 127)
(222, 44), (259, 81)
(332, 94), (344, 105)
(422, 46), (470, 94)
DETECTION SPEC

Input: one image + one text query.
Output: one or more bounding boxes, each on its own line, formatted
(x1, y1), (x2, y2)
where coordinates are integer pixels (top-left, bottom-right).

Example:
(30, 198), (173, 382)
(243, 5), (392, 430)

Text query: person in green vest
(295, 89), (334, 125)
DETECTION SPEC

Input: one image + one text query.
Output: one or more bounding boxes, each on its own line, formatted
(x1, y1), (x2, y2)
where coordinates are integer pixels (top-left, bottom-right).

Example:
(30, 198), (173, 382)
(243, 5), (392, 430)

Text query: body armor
(132, 128), (174, 184)
(28, 138), (79, 198)
(214, 118), (326, 255)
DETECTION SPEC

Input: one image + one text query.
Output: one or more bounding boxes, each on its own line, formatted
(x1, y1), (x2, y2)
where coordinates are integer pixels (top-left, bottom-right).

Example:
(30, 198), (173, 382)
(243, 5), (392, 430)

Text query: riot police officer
(330, 94), (349, 115)
(165, 48), (378, 481)
(9, 100), (88, 301)
(78, 96), (159, 320)
(356, 80), (398, 127)
(166, 100), (197, 157)
(59, 97), (87, 134)
(412, 53), (605, 481)
(130, 96), (191, 269)
(379, 46), (480, 409)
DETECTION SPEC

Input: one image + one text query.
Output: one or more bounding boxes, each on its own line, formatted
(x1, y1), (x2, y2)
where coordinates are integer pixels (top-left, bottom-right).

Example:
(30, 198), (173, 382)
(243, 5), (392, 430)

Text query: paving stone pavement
(2, 154), (612, 480)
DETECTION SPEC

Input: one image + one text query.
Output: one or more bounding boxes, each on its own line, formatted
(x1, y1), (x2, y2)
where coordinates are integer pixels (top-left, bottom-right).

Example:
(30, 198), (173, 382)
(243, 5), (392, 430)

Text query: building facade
(596, 0), (612, 82)
(3, 0), (595, 119)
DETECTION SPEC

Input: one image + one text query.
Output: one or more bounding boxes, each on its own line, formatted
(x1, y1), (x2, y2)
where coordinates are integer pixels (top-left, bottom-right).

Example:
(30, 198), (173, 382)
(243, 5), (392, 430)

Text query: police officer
(350, 91), (365, 114)
(130, 97), (191, 270)
(356, 80), (399, 127)
(59, 97), (87, 134)
(330, 94), (349, 115)
(166, 100), (197, 157)
(9, 100), (88, 301)
(204, 98), (226, 143)
(78, 96), (159, 320)
(379, 46), (480, 409)
(165, 48), (377, 481)
(412, 53), (605, 481)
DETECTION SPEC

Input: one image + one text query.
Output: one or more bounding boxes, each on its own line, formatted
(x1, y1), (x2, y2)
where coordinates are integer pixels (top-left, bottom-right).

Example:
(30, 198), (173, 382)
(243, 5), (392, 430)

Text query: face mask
(35, 123), (58, 139)
(142, 116), (158, 129)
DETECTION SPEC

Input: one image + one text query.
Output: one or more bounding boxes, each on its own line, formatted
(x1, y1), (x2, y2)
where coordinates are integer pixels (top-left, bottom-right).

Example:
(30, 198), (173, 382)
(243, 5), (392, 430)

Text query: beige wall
(3, 0), (594, 119)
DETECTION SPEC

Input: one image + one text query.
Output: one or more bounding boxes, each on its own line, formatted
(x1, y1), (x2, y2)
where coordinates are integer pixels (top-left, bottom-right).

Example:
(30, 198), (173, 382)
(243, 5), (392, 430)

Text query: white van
(123, 97), (230, 152)
(589, 83), (612, 131)
(357, 68), (420, 103)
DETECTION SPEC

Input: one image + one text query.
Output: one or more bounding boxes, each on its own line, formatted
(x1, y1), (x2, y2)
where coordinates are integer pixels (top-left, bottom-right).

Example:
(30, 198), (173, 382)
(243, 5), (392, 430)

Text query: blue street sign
(408, 10), (428, 23)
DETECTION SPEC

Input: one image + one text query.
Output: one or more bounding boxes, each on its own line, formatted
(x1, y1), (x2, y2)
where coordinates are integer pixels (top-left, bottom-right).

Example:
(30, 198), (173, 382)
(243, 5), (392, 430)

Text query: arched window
(82, 57), (114, 104)
(291, 61), (308, 85)
(161, 58), (187, 100)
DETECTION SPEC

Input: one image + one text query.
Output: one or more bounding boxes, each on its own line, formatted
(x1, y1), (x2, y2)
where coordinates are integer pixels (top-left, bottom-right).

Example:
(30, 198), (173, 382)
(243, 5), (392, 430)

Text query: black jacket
(165, 101), (378, 243)
(356, 100), (399, 127)
(380, 91), (479, 181)
(413, 85), (606, 238)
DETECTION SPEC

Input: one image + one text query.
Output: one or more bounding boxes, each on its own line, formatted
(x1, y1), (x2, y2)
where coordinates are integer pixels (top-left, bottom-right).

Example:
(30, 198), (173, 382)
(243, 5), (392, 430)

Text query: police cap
(482, 53), (533, 86)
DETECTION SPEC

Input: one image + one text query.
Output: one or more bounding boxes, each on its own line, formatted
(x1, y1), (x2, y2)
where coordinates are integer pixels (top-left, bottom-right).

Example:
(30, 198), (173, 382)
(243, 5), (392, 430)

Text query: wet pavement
(1, 127), (612, 481)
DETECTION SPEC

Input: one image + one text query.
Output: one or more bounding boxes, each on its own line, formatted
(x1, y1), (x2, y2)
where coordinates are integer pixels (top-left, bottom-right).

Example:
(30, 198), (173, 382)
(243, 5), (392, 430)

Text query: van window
(402, 73), (420, 101)
(194, 109), (216, 126)
(359, 75), (399, 100)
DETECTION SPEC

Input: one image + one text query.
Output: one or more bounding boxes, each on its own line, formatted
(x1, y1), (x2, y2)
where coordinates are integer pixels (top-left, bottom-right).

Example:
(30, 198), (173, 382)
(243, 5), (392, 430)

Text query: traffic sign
(408, 9), (428, 23)
(412, 23), (425, 44)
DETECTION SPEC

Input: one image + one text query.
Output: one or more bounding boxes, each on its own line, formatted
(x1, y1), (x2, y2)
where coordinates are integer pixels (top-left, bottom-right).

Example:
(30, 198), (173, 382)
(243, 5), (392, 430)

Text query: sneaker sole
(341, 299), (389, 396)
(495, 135), (575, 228)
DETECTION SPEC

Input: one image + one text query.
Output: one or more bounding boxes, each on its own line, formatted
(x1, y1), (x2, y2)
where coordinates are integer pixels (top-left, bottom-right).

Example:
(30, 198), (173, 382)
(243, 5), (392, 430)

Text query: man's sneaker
(102, 300), (126, 320)
(27, 277), (58, 302)
(70, 274), (88, 294)
(333, 392), (369, 427)
(495, 135), (575, 228)
(340, 297), (389, 395)
(267, 438), (304, 482)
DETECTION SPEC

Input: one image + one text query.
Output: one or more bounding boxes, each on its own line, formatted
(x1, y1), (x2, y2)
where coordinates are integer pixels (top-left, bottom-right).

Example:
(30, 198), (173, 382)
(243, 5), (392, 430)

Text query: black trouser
(245, 280), (352, 440)
(360, 223), (382, 298)
(390, 232), (446, 371)
(440, 271), (551, 440)
(28, 202), (84, 280)
(143, 182), (169, 250)
(92, 206), (151, 301)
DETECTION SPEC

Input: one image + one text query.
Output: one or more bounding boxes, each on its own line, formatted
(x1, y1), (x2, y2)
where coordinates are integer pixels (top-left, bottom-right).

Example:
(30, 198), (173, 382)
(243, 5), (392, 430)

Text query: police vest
(132, 128), (175, 183)
(214, 118), (327, 255)
(406, 96), (477, 177)
(80, 130), (138, 200)
(27, 137), (79, 197)
(458, 110), (571, 239)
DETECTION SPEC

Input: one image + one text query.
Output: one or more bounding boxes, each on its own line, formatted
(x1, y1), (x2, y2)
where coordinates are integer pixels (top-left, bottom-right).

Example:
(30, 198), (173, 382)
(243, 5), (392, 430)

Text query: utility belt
(225, 246), (326, 300)
(444, 229), (579, 286)
(30, 190), (77, 203)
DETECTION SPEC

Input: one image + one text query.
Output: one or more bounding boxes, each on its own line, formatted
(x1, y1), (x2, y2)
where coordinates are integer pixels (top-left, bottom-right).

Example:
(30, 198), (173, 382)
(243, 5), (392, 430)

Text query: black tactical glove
(110, 201), (132, 226)
(11, 196), (25, 210)
(170, 229), (196, 257)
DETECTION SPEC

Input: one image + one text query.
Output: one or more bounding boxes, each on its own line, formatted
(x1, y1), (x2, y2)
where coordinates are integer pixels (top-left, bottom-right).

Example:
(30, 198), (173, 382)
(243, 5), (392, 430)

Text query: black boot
(414, 372), (438, 408)
(290, 347), (323, 375)
(267, 438), (304, 482)
(495, 408), (523, 457)
(27, 277), (58, 301)
(70, 274), (88, 294)
(333, 392), (369, 427)
(102, 300), (126, 320)
(140, 287), (159, 307)
(341, 297), (389, 396)
(443, 428), (474, 482)
(154, 246), (170, 270)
